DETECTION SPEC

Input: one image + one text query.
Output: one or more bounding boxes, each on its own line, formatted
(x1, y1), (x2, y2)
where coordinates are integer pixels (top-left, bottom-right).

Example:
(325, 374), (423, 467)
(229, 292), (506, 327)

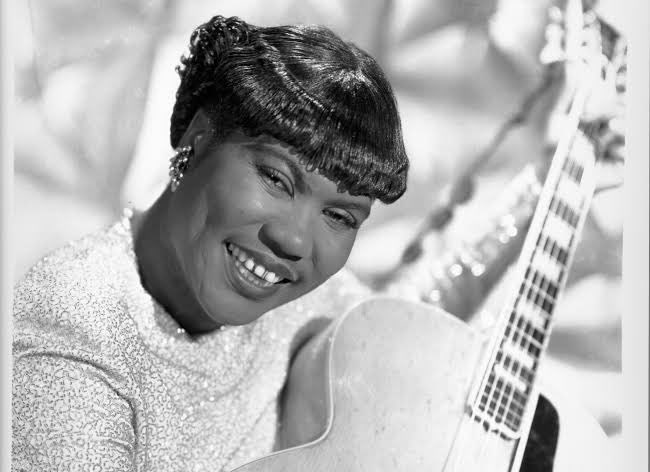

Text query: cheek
(170, 187), (230, 287)
(172, 204), (215, 290)
(190, 230), (226, 295)
(313, 232), (357, 281)
(205, 173), (269, 227)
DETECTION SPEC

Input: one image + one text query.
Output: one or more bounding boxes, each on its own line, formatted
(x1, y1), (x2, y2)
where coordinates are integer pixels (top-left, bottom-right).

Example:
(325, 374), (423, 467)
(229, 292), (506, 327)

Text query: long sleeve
(12, 338), (137, 471)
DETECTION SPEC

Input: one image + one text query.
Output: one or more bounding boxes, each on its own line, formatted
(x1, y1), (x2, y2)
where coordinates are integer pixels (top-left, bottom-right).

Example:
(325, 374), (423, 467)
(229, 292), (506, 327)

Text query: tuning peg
(540, 41), (566, 65)
(545, 22), (565, 41)
(547, 5), (563, 24)
(583, 10), (598, 26)
(540, 22), (566, 64)
(615, 65), (627, 94)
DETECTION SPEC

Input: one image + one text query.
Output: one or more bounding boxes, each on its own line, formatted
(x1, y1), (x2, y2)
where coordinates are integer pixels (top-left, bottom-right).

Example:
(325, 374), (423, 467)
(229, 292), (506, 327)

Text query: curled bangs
(205, 28), (409, 204)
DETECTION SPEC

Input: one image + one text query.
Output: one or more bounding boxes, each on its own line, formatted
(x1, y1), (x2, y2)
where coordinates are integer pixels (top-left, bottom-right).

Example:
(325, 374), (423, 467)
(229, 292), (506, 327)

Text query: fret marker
(516, 299), (549, 331)
(501, 342), (535, 370)
(493, 364), (528, 392)
(544, 216), (574, 248)
(556, 178), (584, 208)
(530, 250), (562, 281)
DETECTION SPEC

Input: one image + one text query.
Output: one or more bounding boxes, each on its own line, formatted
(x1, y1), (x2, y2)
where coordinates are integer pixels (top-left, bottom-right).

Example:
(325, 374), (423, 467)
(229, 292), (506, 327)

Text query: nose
(259, 210), (314, 261)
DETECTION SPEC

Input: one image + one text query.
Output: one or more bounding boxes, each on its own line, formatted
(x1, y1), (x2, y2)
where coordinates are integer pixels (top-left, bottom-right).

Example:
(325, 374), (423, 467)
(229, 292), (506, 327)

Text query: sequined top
(12, 214), (369, 472)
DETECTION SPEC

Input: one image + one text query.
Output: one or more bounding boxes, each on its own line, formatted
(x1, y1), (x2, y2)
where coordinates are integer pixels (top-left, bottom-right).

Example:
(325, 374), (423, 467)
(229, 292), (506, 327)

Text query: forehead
(229, 132), (302, 168)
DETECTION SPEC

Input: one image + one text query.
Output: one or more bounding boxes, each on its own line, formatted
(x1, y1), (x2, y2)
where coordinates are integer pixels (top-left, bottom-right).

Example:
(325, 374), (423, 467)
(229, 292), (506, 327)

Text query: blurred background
(14, 0), (627, 463)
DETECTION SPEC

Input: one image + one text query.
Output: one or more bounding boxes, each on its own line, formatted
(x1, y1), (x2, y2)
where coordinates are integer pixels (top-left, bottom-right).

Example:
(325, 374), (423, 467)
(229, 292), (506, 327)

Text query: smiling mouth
(226, 243), (288, 289)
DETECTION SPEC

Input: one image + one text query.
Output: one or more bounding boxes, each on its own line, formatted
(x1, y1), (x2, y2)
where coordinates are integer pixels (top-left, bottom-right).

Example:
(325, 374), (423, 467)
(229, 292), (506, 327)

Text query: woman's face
(166, 131), (372, 330)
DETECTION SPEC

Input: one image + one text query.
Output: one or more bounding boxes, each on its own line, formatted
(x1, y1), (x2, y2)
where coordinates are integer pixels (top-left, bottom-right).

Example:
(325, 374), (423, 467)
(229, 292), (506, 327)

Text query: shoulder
(13, 220), (138, 353)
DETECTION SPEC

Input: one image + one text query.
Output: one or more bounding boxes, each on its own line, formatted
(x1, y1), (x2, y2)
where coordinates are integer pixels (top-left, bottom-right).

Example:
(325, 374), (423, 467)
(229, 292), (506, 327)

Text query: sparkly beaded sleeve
(12, 350), (136, 471)
(12, 234), (140, 471)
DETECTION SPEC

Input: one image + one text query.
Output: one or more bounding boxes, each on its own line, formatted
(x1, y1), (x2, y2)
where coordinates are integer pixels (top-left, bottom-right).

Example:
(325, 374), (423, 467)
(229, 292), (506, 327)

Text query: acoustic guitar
(234, 1), (625, 470)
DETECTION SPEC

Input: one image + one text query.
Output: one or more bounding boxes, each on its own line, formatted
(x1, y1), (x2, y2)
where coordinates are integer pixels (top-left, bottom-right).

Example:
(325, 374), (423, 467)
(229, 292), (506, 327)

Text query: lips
(228, 243), (284, 284)
(228, 242), (296, 282)
(223, 242), (296, 300)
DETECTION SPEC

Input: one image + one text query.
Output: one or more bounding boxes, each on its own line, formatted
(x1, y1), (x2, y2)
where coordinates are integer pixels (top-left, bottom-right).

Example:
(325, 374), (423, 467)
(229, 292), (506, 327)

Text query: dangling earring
(169, 145), (193, 192)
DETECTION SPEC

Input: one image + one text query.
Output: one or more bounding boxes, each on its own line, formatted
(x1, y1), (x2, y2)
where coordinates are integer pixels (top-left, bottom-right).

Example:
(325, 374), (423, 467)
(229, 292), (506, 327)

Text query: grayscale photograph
(4, 0), (646, 470)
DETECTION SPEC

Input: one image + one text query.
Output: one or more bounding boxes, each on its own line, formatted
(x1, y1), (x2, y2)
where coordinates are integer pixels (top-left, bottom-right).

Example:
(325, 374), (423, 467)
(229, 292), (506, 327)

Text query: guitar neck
(469, 86), (600, 438)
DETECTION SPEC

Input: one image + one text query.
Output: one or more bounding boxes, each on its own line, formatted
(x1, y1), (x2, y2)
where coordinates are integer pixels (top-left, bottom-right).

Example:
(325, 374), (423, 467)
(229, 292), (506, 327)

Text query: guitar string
(486, 77), (596, 424)
(450, 415), (475, 472)
(469, 410), (503, 472)
(470, 7), (620, 441)
(481, 121), (598, 438)
(490, 10), (624, 432)
(451, 15), (623, 471)
(442, 414), (472, 471)
(459, 80), (599, 468)
(500, 122), (599, 435)
(500, 171), (575, 431)
(445, 11), (620, 470)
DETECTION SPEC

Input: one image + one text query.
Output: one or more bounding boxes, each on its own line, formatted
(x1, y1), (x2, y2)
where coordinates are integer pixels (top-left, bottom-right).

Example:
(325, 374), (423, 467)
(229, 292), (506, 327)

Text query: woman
(12, 15), (408, 471)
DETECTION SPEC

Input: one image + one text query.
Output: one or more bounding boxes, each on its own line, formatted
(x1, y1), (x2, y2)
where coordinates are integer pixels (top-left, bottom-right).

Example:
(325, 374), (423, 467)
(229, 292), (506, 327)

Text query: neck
(133, 191), (221, 335)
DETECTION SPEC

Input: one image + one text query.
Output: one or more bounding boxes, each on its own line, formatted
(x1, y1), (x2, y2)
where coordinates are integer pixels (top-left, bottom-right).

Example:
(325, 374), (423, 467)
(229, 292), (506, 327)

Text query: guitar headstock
(540, 0), (626, 190)
(540, 0), (626, 75)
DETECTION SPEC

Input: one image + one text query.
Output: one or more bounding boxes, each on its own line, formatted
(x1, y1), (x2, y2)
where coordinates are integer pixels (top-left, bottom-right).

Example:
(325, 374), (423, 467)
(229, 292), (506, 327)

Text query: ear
(176, 108), (214, 160)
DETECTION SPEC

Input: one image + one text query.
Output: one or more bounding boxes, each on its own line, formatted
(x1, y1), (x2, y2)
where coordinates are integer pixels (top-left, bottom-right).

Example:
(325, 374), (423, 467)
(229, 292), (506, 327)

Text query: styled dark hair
(171, 15), (408, 203)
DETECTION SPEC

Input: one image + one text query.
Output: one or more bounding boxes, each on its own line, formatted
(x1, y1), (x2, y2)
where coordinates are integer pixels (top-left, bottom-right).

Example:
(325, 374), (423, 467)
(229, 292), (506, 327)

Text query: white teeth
(228, 243), (286, 285)
(264, 271), (279, 283)
(233, 259), (273, 287)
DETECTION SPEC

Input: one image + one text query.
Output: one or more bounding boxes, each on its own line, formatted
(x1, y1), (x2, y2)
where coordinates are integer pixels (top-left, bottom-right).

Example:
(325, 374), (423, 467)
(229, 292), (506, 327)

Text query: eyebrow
(244, 140), (371, 218)
(244, 141), (308, 193)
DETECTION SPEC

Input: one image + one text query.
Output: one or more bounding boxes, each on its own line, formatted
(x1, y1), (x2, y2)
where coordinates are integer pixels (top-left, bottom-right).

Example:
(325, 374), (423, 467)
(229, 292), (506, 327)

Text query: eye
(323, 208), (358, 230)
(256, 165), (293, 196)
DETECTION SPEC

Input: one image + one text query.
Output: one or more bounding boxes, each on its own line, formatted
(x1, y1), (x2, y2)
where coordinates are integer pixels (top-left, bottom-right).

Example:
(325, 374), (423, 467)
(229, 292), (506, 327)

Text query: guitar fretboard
(470, 125), (598, 438)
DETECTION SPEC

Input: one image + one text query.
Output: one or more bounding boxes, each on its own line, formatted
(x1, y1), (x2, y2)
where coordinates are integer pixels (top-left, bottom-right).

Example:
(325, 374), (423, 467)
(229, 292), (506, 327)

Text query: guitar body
(234, 298), (613, 471)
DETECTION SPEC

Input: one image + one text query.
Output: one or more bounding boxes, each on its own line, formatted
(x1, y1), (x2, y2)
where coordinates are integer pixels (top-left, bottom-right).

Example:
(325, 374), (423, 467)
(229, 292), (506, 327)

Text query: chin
(198, 292), (271, 328)
(219, 311), (263, 327)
